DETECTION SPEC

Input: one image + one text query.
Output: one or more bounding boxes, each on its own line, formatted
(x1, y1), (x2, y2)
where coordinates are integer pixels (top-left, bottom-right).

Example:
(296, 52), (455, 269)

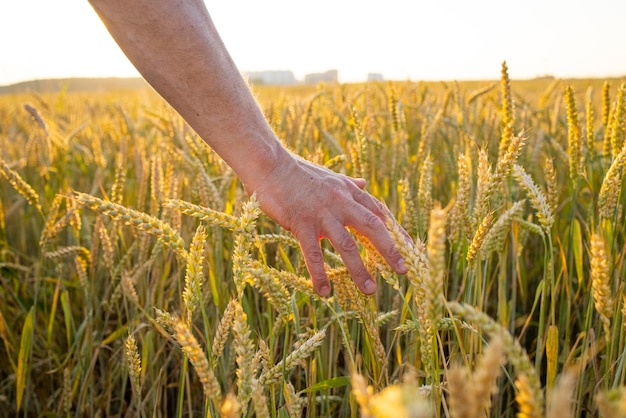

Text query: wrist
(235, 135), (294, 197)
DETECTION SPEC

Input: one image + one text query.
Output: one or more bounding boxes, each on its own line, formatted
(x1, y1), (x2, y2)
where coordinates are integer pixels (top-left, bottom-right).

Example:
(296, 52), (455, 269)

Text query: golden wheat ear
(174, 320), (222, 404)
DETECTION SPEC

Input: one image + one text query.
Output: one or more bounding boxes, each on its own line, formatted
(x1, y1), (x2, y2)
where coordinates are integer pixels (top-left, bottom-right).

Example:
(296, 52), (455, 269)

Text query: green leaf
(101, 324), (129, 346)
(60, 290), (74, 347)
(16, 306), (34, 411)
(300, 376), (351, 393)
(572, 219), (584, 288)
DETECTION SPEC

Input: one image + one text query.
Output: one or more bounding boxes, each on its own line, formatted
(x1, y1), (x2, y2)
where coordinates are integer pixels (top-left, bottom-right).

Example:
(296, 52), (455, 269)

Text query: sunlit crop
(1, 64), (625, 417)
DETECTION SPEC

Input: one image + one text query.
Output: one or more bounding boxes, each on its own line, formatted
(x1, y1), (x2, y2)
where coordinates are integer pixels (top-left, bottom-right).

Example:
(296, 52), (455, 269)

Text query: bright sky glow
(1, 0), (625, 86)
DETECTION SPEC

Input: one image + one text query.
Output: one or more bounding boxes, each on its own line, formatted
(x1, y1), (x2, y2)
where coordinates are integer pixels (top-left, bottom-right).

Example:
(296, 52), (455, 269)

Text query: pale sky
(1, 0), (625, 86)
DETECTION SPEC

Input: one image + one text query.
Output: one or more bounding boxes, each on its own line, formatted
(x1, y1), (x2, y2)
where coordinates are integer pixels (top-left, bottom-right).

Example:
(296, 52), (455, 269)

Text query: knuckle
(330, 184), (349, 200)
(386, 242), (402, 260)
(363, 212), (384, 230)
(310, 271), (327, 284)
(338, 233), (358, 253)
(366, 194), (385, 212)
(351, 265), (371, 282)
(307, 250), (325, 264)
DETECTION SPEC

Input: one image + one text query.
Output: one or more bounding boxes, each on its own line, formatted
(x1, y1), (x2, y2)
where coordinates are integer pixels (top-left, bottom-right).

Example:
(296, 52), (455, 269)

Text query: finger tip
(352, 178), (367, 188)
(317, 283), (331, 297)
(363, 278), (377, 295)
(396, 259), (408, 274)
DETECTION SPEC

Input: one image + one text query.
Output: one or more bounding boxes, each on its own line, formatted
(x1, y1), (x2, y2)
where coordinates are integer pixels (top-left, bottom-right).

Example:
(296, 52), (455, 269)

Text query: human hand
(250, 154), (410, 297)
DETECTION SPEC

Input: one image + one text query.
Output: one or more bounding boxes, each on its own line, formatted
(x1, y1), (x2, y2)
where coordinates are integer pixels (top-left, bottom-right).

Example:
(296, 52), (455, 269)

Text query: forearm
(89, 0), (290, 193)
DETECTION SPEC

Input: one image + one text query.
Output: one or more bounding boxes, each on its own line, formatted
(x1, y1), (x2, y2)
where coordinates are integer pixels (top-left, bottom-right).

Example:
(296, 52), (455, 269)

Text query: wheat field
(1, 63), (626, 417)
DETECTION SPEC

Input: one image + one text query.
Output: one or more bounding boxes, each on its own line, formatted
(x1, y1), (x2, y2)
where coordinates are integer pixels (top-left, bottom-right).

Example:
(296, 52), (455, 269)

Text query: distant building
(304, 70), (338, 85)
(244, 70), (297, 85)
(367, 73), (384, 82)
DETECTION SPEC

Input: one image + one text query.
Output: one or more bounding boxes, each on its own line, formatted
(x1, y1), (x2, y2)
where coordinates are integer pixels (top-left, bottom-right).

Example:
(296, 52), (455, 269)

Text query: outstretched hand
(87, 0), (409, 296)
(251, 155), (410, 297)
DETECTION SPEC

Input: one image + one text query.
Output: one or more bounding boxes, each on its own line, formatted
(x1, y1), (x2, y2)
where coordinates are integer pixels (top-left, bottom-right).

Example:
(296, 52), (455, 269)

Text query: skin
(89, 0), (410, 296)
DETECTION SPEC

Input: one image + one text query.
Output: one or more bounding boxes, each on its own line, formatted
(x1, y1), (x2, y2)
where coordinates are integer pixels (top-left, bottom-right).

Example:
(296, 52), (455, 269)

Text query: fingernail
(397, 259), (408, 274)
(318, 284), (331, 297)
(363, 279), (376, 294)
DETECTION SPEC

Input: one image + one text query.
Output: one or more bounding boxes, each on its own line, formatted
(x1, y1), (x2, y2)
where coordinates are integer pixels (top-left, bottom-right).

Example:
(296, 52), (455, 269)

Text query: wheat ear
(512, 164), (554, 232)
(174, 320), (222, 404)
(515, 374), (542, 418)
(125, 334), (142, 400)
(211, 299), (236, 361)
(565, 86), (582, 180)
(183, 225), (207, 322)
(590, 233), (613, 344)
(259, 328), (326, 385)
(232, 302), (255, 412)
(447, 302), (544, 415)
(599, 143), (626, 219)
(0, 159), (42, 213)
(74, 192), (187, 259)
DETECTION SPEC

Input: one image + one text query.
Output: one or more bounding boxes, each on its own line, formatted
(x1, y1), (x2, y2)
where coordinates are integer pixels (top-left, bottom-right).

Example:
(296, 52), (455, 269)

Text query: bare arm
(89, 0), (409, 296)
